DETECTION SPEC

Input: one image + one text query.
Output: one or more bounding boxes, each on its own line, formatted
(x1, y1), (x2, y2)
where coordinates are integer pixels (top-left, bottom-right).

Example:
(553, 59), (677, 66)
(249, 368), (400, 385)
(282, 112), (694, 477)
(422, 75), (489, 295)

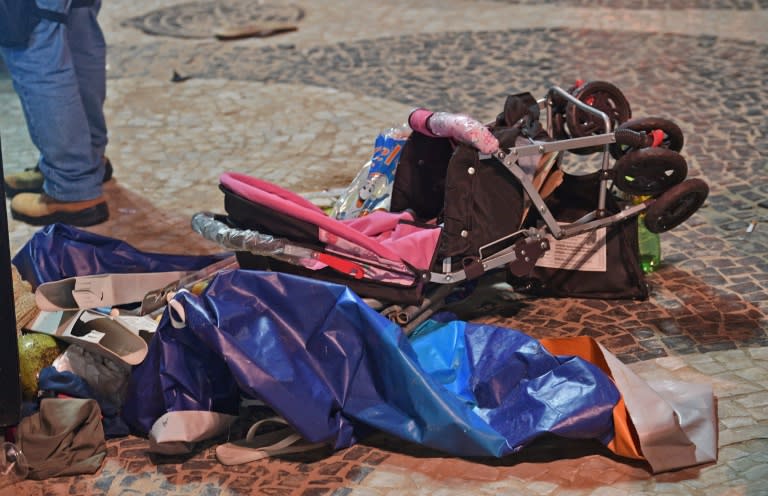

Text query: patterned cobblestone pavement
(1, 0), (766, 494)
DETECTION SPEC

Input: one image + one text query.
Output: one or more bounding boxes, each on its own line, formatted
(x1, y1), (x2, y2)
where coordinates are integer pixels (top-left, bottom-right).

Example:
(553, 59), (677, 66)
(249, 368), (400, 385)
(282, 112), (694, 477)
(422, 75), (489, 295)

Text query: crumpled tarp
(123, 269), (621, 458)
(12, 224), (229, 288)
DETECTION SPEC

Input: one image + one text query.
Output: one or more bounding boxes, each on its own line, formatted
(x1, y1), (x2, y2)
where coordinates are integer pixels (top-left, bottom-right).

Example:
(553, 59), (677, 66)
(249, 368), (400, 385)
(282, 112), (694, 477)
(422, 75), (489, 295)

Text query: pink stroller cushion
(219, 172), (440, 271)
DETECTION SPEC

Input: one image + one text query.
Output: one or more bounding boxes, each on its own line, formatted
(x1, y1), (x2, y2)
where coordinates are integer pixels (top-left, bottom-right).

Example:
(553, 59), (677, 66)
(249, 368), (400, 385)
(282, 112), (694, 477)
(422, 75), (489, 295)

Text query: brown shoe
(11, 193), (109, 227)
(4, 157), (114, 198)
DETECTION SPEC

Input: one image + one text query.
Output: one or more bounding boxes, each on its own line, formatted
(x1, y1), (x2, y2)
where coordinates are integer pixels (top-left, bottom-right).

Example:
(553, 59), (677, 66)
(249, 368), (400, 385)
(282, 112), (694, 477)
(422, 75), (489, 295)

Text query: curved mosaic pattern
(122, 1), (304, 39)
(487, 0), (768, 9)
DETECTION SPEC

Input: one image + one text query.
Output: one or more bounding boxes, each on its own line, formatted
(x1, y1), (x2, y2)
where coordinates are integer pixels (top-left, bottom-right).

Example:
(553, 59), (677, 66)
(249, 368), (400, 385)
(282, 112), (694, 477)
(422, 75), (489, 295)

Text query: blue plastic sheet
(12, 224), (229, 288)
(412, 320), (620, 448)
(123, 269), (620, 457)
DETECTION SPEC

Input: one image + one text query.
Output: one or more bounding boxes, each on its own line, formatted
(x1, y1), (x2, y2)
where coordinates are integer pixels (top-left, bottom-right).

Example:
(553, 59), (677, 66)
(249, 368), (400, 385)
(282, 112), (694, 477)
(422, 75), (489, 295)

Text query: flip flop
(215, 417), (326, 466)
(35, 271), (191, 311)
(25, 309), (150, 365)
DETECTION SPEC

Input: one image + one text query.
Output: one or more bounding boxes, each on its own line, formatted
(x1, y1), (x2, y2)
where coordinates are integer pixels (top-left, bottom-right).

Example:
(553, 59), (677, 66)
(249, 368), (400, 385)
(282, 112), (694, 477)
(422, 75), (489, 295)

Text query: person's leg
(0, 9), (103, 202)
(68, 0), (108, 169)
(1, 2), (108, 225)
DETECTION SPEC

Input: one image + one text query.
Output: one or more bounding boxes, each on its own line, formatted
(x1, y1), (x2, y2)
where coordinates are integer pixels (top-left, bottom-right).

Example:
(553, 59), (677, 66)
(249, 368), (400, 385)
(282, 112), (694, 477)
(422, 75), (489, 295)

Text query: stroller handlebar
(408, 108), (499, 154)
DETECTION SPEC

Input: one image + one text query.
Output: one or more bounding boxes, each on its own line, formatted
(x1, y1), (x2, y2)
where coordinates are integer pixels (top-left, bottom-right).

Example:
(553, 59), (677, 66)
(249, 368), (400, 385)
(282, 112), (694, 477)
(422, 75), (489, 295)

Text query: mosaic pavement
(0, 0), (766, 494)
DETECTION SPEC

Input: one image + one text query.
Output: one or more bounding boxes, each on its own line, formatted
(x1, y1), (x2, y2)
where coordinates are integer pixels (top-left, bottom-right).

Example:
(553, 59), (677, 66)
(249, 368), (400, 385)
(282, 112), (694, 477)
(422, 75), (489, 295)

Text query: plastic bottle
(0, 442), (29, 488)
(330, 124), (410, 219)
(634, 195), (661, 273)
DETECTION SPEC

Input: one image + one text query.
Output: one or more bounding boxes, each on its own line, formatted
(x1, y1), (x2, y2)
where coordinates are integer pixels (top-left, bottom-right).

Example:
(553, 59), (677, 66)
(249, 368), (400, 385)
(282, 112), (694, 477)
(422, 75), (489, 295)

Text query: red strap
(316, 253), (365, 279)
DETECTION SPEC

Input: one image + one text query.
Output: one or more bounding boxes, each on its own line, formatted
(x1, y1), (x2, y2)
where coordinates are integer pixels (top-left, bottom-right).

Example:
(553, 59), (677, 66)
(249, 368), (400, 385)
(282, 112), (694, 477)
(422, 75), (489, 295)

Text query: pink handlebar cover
(407, 108), (499, 154)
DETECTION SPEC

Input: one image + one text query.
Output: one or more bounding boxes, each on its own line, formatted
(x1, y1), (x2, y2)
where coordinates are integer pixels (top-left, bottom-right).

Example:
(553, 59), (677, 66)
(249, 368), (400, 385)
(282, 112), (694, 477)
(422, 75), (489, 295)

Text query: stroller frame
(194, 84), (708, 332)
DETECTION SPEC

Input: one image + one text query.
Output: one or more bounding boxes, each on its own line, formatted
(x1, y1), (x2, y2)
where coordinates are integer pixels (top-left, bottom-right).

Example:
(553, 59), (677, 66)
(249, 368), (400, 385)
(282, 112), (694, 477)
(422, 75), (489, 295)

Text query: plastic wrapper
(123, 269), (621, 457)
(331, 125), (410, 219)
(191, 212), (315, 267)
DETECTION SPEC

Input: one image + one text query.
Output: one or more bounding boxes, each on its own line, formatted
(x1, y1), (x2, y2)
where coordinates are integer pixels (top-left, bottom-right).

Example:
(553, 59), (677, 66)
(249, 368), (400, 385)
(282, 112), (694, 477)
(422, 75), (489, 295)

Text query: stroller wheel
(548, 84), (576, 139)
(565, 80), (632, 154)
(613, 147), (687, 196)
(610, 116), (684, 160)
(644, 178), (709, 233)
(551, 112), (570, 140)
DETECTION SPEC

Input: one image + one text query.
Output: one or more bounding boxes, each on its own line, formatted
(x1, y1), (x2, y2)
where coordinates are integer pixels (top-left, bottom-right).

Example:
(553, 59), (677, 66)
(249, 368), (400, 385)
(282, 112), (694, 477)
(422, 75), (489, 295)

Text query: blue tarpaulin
(122, 269), (620, 457)
(12, 224), (228, 288)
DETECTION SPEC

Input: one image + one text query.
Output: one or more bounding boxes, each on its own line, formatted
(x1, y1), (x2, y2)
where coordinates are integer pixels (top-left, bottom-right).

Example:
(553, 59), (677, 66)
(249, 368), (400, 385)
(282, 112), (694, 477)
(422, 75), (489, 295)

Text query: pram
(193, 82), (709, 332)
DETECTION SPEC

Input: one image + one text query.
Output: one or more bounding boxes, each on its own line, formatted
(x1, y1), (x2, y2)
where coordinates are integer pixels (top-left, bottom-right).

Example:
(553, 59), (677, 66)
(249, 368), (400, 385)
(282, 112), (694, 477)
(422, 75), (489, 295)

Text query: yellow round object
(17, 333), (63, 400)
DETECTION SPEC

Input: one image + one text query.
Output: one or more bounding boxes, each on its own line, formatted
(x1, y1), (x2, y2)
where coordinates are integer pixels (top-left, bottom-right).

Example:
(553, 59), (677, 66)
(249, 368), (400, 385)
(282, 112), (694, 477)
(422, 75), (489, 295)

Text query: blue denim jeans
(0, 0), (107, 201)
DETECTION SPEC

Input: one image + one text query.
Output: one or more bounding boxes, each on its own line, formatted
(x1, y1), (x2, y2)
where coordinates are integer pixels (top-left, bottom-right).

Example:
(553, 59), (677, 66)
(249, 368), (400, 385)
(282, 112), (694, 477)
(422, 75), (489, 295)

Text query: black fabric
(438, 129), (524, 261)
(392, 92), (545, 268)
(390, 132), (454, 221)
(496, 91), (545, 136)
(510, 172), (649, 300)
(236, 252), (426, 305)
(222, 184), (321, 246)
(36, 8), (67, 23)
(0, 0), (41, 47)
(438, 90), (549, 263)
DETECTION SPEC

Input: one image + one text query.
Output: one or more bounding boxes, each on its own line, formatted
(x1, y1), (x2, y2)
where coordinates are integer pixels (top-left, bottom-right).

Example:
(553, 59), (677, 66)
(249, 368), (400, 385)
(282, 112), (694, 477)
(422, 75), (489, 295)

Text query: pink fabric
(220, 173), (440, 270)
(343, 211), (415, 237)
(341, 213), (441, 269)
(222, 173), (326, 213)
(379, 221), (441, 270)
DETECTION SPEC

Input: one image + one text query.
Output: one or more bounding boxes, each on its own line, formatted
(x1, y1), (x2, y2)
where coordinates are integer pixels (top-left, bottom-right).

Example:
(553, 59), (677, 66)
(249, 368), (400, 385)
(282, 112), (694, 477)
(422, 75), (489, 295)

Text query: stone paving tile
(104, 28), (768, 125)
(1, 0), (766, 494)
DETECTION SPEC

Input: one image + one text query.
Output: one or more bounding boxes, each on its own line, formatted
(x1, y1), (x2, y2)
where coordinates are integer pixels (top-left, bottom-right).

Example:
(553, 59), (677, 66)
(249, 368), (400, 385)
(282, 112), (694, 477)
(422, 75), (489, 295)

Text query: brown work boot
(4, 157), (114, 198)
(10, 193), (109, 226)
